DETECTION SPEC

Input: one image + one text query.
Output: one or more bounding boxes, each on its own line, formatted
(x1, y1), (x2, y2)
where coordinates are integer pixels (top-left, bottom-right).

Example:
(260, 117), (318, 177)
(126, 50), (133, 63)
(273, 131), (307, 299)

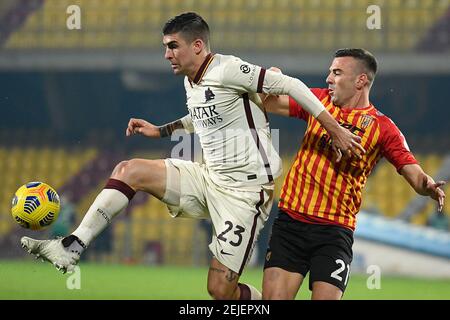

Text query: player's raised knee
(111, 159), (145, 187)
(111, 158), (165, 193)
(112, 160), (130, 178)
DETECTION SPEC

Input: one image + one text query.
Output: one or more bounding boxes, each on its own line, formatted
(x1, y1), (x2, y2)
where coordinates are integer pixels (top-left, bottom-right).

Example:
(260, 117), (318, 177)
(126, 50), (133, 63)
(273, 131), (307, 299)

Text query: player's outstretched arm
(126, 115), (193, 138)
(262, 69), (365, 161)
(400, 164), (446, 212)
(221, 59), (364, 161)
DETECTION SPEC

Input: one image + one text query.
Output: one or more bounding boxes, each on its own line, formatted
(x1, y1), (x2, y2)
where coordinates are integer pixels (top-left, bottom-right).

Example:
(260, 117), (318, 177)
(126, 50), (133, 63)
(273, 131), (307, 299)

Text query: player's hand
(331, 127), (366, 162)
(126, 118), (160, 138)
(423, 178), (446, 212)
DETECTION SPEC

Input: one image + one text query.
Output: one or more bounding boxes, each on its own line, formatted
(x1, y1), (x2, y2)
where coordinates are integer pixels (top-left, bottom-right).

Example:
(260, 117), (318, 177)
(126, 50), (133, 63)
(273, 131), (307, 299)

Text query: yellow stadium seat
(3, 0), (449, 59)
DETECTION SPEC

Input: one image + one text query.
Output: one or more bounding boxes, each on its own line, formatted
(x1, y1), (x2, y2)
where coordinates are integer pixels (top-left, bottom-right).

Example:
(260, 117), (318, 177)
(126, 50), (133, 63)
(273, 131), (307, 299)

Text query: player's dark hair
(163, 12), (210, 48)
(334, 48), (377, 83)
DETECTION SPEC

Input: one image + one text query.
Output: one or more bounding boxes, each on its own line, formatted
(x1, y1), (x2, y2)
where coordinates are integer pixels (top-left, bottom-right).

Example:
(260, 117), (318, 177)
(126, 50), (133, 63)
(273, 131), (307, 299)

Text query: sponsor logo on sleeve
(240, 64), (251, 74)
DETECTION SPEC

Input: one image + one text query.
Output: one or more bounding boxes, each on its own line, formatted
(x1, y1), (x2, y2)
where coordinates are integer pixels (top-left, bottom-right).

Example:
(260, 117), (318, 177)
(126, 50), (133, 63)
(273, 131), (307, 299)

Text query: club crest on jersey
(205, 87), (215, 102)
(361, 115), (374, 129)
(240, 64), (251, 74)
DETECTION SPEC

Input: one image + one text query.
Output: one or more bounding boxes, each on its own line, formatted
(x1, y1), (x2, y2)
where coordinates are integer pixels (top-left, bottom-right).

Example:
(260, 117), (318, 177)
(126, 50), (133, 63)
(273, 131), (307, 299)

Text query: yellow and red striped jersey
(279, 88), (418, 231)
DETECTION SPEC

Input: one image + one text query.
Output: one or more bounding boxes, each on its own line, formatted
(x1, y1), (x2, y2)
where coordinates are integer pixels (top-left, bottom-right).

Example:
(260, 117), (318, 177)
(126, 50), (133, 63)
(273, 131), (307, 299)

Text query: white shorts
(163, 158), (274, 274)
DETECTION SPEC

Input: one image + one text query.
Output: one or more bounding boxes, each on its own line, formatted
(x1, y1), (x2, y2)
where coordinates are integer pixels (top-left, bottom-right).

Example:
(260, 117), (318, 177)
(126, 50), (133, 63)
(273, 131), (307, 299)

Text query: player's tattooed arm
(159, 114), (194, 138)
(127, 115), (192, 139)
(158, 119), (184, 138)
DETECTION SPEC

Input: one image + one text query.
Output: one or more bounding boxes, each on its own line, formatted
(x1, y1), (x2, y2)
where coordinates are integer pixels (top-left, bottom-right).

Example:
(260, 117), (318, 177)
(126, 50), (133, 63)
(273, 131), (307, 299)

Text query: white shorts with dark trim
(164, 158), (274, 275)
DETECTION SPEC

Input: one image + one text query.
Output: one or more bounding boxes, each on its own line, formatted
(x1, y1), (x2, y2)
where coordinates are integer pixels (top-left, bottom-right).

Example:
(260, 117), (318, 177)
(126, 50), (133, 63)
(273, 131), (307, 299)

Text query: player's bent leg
(311, 281), (343, 300)
(207, 257), (261, 300)
(262, 267), (303, 300)
(21, 158), (169, 273)
(71, 158), (167, 245)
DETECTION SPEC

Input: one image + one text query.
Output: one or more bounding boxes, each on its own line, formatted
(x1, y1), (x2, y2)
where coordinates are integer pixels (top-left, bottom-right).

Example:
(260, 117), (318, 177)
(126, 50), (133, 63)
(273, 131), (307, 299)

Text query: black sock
(62, 234), (87, 255)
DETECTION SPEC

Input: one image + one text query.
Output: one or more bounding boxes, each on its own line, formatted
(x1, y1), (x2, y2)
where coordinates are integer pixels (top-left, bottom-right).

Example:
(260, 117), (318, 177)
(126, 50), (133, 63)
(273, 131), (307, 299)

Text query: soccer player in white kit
(21, 12), (365, 300)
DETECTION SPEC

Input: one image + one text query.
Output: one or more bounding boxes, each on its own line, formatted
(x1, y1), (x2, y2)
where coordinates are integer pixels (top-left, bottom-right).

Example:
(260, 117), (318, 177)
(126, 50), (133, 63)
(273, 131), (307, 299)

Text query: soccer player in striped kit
(262, 48), (446, 300)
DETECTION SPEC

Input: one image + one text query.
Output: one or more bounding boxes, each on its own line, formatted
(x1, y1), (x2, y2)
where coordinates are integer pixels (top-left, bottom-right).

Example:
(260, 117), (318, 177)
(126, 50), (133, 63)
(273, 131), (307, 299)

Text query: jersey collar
(192, 53), (214, 85)
(339, 103), (375, 113)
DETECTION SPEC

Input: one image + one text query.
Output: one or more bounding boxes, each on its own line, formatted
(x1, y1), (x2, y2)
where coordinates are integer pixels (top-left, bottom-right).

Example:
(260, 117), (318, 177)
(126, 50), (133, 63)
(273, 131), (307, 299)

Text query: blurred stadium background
(0, 0), (449, 299)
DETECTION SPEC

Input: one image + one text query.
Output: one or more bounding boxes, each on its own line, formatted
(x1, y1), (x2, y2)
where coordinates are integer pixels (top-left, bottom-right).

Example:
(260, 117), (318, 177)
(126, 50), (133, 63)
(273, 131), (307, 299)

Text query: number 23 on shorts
(218, 220), (246, 247)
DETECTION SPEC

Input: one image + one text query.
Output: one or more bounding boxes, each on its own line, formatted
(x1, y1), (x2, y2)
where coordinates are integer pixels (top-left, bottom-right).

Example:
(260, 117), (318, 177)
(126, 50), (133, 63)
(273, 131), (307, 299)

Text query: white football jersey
(183, 53), (282, 190)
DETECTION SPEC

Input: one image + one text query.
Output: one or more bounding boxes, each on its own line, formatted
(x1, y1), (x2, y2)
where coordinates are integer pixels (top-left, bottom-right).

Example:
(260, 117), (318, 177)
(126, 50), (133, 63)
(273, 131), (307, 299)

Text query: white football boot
(20, 236), (81, 273)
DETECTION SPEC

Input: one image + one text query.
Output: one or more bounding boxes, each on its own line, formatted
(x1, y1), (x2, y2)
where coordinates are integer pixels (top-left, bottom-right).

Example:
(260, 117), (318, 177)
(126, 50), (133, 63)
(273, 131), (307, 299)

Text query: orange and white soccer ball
(11, 182), (60, 230)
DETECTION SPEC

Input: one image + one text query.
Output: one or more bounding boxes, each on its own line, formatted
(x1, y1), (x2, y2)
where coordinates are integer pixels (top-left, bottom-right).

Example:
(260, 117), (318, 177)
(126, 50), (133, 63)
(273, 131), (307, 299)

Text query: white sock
(72, 188), (129, 246)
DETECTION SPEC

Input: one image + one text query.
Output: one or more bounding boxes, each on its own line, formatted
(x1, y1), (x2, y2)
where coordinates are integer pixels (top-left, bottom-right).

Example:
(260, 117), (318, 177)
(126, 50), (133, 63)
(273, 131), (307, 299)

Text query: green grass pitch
(1, 259), (449, 299)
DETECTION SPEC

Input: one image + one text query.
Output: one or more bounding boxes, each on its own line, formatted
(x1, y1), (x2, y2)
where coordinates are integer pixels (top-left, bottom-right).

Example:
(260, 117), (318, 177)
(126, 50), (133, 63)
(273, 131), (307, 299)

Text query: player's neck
(186, 52), (211, 82)
(340, 90), (370, 110)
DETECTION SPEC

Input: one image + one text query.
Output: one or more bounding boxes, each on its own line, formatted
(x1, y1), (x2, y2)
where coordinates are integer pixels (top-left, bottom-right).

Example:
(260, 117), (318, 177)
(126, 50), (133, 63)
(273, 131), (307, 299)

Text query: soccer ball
(11, 182), (61, 230)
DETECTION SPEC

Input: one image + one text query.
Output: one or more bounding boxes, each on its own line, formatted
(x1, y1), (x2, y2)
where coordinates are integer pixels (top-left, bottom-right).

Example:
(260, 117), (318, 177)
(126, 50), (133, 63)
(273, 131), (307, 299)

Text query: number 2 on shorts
(330, 259), (350, 285)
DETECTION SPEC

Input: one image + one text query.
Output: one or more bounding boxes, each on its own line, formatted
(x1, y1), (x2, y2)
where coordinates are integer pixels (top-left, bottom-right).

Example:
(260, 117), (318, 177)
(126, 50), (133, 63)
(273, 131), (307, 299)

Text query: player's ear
(192, 39), (205, 55)
(356, 74), (367, 89)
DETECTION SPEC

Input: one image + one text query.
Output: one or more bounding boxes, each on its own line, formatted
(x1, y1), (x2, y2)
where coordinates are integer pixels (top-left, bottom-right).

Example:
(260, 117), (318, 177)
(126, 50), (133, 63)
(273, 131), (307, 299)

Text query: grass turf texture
(1, 260), (449, 300)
